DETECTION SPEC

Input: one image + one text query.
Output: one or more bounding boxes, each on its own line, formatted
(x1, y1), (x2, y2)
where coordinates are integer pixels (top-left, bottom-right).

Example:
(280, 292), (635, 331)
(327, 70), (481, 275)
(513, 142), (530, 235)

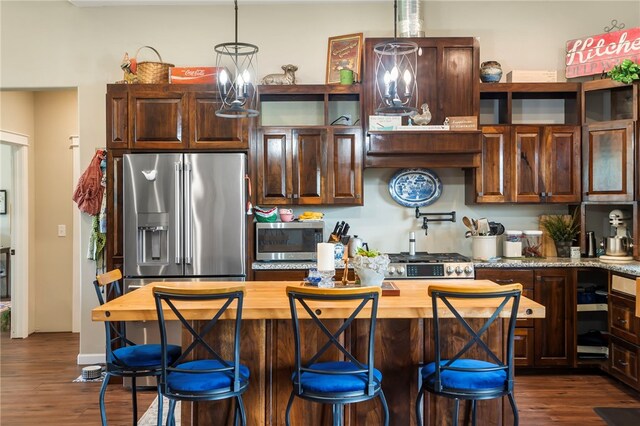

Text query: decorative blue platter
(388, 168), (442, 207)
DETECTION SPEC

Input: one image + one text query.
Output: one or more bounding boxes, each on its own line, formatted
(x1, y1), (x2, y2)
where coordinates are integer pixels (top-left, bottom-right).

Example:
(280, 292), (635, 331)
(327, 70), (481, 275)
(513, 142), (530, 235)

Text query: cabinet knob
(617, 318), (627, 325)
(547, 192), (553, 197)
(477, 192), (484, 197)
(293, 194), (298, 199)
(617, 360), (629, 367)
(356, 194), (361, 199)
(540, 192), (547, 197)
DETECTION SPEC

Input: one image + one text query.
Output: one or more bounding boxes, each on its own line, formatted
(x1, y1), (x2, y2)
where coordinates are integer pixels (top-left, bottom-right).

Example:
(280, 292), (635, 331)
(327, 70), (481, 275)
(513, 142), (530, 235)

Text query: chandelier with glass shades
(215, 0), (259, 118)
(373, 0), (419, 116)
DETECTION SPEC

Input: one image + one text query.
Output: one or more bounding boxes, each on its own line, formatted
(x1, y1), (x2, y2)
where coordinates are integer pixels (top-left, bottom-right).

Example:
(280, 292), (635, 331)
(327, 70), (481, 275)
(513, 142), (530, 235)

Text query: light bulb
(237, 73), (245, 86)
(242, 69), (251, 83)
(390, 66), (399, 81)
(384, 71), (391, 84)
(219, 69), (228, 85)
(403, 69), (412, 86)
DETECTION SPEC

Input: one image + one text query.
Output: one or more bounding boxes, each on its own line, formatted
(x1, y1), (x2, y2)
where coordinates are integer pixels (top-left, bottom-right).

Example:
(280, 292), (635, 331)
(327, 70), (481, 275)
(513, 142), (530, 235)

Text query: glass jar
(522, 230), (543, 258)
(503, 230), (523, 258)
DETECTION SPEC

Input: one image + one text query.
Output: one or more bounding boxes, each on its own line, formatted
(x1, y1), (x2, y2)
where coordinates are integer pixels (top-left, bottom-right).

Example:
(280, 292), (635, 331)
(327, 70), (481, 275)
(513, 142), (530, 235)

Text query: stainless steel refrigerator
(123, 152), (247, 281)
(121, 152), (247, 387)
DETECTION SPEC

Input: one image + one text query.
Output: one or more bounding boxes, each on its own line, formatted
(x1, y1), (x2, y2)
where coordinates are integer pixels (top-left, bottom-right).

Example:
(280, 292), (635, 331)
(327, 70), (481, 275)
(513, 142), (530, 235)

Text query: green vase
(554, 240), (572, 258)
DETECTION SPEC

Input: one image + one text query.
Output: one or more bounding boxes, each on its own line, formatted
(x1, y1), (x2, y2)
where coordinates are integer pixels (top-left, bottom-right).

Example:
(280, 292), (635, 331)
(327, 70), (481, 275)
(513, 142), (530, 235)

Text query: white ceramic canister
(471, 235), (497, 260)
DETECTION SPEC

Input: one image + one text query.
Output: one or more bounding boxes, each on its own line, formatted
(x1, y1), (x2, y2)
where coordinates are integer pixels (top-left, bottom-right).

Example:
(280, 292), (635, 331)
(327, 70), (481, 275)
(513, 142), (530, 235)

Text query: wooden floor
(1, 332), (639, 425)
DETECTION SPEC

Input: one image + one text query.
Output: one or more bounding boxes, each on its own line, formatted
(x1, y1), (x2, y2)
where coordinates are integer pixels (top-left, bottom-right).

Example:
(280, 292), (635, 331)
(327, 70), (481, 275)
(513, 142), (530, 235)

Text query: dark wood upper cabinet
(543, 126), (581, 203)
(130, 88), (188, 149)
(469, 83), (581, 204)
(328, 129), (363, 204)
(189, 91), (246, 149)
(106, 84), (248, 151)
(255, 84), (363, 205)
(106, 150), (125, 272)
(465, 125), (511, 204)
(106, 85), (128, 149)
(582, 121), (634, 202)
(363, 37), (481, 169)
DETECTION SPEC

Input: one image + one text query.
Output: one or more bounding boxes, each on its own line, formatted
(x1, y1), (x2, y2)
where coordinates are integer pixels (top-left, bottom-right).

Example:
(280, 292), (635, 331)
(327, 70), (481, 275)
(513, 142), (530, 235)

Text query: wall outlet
(57, 224), (66, 237)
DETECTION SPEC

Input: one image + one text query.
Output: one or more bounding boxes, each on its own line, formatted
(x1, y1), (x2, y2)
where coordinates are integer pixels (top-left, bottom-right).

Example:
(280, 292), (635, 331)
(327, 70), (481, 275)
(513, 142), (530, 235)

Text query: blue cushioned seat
(295, 361), (383, 393)
(421, 359), (507, 391)
(167, 360), (250, 393)
(113, 344), (181, 368)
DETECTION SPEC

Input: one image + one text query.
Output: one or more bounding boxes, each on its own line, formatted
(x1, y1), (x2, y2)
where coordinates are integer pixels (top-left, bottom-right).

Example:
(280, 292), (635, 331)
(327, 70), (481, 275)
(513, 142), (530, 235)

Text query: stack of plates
(598, 255), (634, 264)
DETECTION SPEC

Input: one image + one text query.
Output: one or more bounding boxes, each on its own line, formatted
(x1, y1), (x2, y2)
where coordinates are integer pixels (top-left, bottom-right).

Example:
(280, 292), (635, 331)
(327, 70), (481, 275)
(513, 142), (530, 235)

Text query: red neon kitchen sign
(566, 27), (640, 78)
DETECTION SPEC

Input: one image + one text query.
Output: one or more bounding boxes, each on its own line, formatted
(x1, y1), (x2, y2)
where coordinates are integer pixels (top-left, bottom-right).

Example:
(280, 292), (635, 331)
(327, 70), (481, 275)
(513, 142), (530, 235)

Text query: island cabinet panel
(534, 269), (576, 367)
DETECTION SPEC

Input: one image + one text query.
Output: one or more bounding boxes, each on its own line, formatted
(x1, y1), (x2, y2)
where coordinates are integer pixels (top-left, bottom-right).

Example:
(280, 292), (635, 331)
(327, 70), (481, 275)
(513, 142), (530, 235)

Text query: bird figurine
(119, 52), (138, 84)
(410, 103), (432, 126)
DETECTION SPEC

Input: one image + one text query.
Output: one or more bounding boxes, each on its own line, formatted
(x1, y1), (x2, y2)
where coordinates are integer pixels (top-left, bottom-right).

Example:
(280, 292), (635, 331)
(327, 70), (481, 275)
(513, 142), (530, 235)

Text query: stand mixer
(600, 209), (634, 263)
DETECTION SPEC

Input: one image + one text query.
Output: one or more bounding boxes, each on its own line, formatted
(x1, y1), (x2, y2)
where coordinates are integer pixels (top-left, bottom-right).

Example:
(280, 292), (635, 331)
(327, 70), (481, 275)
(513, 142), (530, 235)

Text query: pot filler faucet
(414, 208), (456, 236)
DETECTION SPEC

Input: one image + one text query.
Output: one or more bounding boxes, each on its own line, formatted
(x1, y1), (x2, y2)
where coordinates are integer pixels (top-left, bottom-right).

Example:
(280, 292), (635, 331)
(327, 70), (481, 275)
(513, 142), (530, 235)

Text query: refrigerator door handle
(185, 161), (193, 265)
(175, 161), (182, 264)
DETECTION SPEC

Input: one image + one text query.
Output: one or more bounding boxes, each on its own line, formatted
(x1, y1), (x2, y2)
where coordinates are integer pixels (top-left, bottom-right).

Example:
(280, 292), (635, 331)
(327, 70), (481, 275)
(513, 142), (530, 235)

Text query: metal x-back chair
(286, 285), (389, 426)
(153, 284), (249, 426)
(416, 284), (522, 426)
(93, 269), (181, 426)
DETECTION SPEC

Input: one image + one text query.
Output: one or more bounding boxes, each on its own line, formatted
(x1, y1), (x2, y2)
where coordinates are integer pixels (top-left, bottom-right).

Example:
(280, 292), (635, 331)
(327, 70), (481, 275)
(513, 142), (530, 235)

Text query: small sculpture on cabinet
(410, 103), (432, 126)
(261, 64), (298, 85)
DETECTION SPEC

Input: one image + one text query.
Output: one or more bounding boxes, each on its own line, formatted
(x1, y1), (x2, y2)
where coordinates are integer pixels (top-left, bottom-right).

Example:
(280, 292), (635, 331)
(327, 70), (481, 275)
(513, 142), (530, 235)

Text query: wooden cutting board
(539, 214), (571, 257)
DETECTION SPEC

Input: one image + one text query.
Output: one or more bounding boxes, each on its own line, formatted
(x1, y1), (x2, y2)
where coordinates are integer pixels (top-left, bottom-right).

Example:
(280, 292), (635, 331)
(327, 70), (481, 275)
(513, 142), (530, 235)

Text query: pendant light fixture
(373, 0), (419, 116)
(215, 0), (259, 118)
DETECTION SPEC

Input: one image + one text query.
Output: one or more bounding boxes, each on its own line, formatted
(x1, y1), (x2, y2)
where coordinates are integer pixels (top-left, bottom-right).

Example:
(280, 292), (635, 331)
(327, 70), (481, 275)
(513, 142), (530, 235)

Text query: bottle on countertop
(409, 232), (416, 256)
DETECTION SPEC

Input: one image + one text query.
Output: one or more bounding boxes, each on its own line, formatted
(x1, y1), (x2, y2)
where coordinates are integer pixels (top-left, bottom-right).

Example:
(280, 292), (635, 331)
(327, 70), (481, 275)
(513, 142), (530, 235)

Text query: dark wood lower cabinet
(184, 316), (507, 426)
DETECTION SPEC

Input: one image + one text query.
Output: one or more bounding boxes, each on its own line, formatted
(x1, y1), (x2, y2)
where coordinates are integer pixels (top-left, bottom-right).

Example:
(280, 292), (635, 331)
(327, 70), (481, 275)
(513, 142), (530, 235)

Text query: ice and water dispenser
(136, 212), (169, 264)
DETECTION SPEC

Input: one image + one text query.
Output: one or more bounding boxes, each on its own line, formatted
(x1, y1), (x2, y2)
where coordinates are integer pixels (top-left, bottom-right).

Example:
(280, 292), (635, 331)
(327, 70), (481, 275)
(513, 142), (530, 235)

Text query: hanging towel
(73, 149), (106, 215)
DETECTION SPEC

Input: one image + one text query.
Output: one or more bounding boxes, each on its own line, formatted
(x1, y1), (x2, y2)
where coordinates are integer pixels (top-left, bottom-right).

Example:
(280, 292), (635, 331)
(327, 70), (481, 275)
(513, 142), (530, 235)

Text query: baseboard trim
(77, 353), (105, 365)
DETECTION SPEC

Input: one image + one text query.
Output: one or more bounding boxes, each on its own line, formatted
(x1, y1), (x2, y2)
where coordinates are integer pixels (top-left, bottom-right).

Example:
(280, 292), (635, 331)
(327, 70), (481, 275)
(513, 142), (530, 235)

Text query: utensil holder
(472, 235), (497, 260)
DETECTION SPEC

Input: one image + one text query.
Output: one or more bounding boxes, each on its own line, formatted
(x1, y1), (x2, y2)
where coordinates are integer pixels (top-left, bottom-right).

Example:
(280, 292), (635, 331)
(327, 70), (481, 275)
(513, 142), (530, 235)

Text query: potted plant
(351, 247), (390, 287)
(607, 59), (640, 84)
(540, 211), (580, 258)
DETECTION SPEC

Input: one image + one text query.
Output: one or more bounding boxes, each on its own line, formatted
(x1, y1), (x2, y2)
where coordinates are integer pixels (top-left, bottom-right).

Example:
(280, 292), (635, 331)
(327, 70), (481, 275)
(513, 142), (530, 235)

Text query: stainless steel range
(385, 252), (475, 279)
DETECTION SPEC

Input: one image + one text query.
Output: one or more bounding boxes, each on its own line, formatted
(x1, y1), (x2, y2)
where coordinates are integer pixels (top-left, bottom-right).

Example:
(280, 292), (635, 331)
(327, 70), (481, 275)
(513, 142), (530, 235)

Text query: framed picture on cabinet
(0, 190), (6, 215)
(326, 33), (363, 84)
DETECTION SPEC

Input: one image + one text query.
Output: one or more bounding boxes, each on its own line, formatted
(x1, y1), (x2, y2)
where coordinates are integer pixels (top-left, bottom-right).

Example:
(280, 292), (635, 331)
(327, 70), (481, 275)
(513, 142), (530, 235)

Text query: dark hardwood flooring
(2, 332), (639, 425)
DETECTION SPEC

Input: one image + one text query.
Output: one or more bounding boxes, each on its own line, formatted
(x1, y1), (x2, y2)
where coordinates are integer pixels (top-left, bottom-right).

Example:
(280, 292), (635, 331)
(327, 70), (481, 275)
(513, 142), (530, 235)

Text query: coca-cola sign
(566, 27), (640, 78)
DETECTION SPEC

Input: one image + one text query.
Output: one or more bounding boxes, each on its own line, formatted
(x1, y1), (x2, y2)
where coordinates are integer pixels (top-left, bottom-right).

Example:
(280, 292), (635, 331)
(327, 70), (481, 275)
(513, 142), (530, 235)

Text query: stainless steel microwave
(255, 221), (324, 261)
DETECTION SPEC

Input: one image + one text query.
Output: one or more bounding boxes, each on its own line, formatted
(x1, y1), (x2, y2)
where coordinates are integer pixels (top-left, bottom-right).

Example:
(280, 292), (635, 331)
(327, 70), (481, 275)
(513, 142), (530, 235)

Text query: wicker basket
(134, 46), (174, 84)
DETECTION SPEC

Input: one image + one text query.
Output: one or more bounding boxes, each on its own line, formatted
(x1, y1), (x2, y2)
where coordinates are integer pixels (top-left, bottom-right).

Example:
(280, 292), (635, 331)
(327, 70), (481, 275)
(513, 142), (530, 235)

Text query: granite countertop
(253, 257), (640, 277)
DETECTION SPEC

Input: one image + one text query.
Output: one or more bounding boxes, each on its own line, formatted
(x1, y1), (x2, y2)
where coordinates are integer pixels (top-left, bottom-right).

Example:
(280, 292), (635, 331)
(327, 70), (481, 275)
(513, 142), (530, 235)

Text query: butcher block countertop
(92, 279), (544, 322)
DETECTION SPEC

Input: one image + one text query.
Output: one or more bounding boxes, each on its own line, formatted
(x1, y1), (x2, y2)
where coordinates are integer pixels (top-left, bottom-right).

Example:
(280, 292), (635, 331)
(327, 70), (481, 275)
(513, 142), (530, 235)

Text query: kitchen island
(93, 280), (544, 426)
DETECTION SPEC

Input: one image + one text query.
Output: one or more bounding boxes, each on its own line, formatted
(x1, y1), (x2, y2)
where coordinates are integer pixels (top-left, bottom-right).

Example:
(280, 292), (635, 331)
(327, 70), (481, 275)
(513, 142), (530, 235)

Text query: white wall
(1, 0), (638, 358)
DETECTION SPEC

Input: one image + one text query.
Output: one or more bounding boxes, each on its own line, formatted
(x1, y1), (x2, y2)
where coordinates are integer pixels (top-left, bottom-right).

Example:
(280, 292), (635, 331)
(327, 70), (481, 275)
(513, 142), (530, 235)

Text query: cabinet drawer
(610, 293), (639, 345)
(475, 269), (534, 288)
(514, 327), (534, 367)
(610, 336), (639, 390)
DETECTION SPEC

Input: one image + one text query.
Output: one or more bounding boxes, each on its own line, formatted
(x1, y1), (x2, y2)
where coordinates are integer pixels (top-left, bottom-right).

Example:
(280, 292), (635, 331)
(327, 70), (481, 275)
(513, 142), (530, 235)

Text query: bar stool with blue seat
(153, 283), (250, 426)
(415, 284), (522, 426)
(93, 269), (182, 426)
(285, 285), (389, 426)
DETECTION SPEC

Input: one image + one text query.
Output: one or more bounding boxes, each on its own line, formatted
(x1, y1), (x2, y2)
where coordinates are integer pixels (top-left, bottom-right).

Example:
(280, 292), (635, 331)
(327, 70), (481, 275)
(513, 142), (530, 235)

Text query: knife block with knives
(329, 221), (351, 245)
